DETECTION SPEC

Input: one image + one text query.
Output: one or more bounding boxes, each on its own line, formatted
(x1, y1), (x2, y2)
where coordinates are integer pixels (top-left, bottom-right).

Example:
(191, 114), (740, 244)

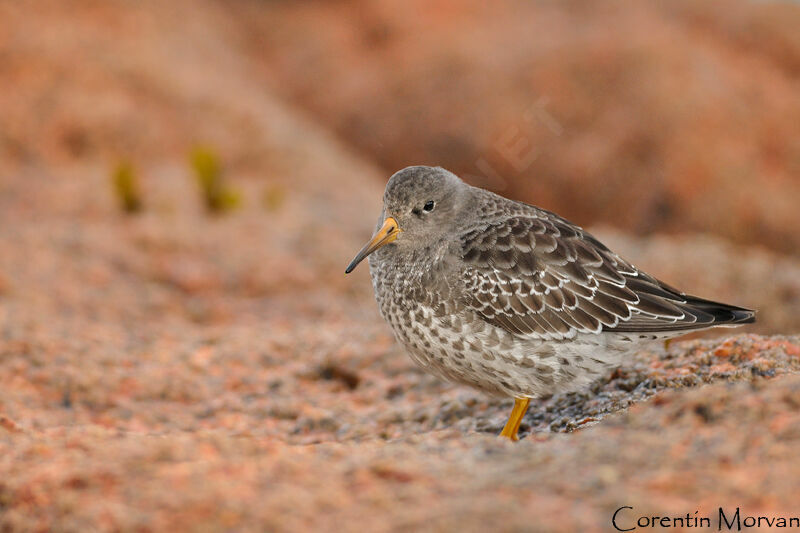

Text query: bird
(345, 166), (755, 441)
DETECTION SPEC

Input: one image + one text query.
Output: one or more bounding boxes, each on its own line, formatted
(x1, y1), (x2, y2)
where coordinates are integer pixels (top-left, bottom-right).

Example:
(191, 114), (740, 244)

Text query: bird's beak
(345, 217), (401, 273)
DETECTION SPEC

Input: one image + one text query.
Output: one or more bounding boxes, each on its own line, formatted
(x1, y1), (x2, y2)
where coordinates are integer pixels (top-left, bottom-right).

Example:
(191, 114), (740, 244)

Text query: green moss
(111, 161), (143, 214)
(190, 147), (241, 213)
(261, 183), (286, 212)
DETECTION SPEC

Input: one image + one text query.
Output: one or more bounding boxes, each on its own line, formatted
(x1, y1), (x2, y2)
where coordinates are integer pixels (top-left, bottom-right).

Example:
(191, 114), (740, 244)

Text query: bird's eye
(423, 200), (435, 212)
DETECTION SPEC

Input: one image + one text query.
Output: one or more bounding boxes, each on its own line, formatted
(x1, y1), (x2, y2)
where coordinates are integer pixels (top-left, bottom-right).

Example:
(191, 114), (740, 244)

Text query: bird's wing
(458, 209), (743, 341)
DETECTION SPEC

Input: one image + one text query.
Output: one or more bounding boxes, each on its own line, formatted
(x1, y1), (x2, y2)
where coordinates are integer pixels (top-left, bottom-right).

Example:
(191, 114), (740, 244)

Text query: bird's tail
(683, 295), (756, 327)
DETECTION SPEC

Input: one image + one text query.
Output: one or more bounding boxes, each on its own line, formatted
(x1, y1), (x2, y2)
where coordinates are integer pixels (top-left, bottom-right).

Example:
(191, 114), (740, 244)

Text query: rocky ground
(1, 1), (799, 531)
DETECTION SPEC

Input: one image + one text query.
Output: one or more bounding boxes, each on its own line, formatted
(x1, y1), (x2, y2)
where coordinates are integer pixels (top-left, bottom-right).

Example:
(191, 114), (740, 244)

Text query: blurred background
(1, 1), (800, 530)
(256, 0), (800, 251)
(1, 0), (798, 331)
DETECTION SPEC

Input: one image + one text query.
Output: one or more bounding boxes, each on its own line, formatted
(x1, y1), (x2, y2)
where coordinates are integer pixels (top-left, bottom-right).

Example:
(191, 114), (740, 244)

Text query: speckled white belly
(386, 301), (667, 398)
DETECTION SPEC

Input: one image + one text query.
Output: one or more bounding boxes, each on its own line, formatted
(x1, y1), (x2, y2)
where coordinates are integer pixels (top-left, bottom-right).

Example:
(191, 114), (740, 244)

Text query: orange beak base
(345, 217), (400, 274)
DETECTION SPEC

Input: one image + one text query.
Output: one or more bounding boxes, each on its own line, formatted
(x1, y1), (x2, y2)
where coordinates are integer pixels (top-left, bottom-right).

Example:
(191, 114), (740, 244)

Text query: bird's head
(345, 166), (470, 273)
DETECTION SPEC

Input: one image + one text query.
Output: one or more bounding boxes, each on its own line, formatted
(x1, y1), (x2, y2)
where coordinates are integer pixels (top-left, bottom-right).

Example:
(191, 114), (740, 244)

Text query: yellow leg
(499, 397), (530, 441)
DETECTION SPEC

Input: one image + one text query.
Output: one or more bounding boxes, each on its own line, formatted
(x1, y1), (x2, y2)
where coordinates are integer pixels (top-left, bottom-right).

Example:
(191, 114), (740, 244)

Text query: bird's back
(454, 189), (755, 342)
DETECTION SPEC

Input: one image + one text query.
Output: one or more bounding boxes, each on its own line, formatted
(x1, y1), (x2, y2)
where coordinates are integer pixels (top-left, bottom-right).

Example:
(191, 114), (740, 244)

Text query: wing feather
(459, 207), (754, 340)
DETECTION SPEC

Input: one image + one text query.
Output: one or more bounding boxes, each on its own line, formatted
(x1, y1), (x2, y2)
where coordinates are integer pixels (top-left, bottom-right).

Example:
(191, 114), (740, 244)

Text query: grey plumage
(347, 166), (755, 400)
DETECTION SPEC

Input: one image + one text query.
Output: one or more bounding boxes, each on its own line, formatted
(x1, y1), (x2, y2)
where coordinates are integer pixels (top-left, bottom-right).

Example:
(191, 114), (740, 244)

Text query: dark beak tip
(344, 257), (361, 274)
(346, 217), (398, 276)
